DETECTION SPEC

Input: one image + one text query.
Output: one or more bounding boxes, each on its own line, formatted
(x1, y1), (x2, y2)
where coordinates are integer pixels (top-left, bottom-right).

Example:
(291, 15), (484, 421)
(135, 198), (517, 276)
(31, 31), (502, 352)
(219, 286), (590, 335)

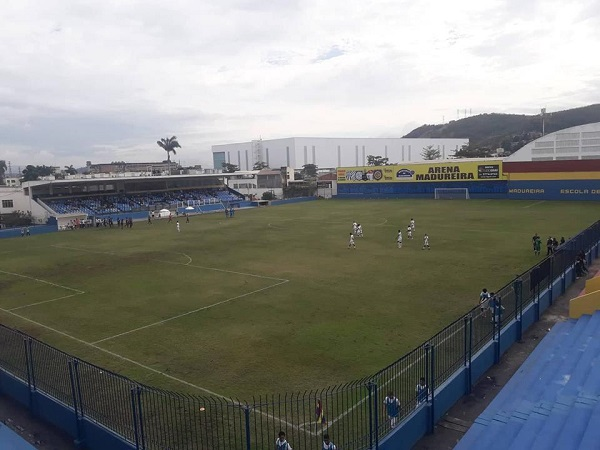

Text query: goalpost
(434, 188), (470, 200)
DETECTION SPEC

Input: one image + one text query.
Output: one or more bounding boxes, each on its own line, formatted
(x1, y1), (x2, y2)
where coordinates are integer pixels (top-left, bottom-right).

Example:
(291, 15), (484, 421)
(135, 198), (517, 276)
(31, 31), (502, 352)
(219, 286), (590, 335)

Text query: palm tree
(156, 136), (181, 175)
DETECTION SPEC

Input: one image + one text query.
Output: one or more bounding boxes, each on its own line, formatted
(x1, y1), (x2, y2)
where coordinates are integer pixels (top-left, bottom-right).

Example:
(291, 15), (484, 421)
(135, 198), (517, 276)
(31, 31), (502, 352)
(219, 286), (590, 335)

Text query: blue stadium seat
(0, 423), (37, 450)
(456, 311), (600, 450)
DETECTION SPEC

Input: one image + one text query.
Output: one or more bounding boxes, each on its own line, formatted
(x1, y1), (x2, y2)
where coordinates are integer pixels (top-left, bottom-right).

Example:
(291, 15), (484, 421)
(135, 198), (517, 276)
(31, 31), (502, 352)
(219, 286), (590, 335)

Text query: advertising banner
(337, 161), (505, 184)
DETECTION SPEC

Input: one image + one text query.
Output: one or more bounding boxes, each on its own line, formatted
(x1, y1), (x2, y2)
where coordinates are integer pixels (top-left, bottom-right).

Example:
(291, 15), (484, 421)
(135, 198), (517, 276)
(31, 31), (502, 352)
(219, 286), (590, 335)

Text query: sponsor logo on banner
(396, 169), (415, 179)
(337, 160), (505, 183)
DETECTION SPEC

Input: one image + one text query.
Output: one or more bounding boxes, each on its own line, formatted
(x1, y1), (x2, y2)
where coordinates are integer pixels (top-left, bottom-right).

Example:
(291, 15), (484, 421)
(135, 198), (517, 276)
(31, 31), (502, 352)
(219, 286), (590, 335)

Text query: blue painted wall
(336, 179), (600, 201)
(337, 181), (507, 198)
(507, 180), (600, 201)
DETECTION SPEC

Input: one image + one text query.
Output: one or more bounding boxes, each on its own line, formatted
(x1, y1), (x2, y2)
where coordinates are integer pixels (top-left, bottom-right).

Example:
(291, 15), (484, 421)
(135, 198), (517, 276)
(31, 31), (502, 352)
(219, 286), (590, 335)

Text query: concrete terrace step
(455, 311), (600, 450)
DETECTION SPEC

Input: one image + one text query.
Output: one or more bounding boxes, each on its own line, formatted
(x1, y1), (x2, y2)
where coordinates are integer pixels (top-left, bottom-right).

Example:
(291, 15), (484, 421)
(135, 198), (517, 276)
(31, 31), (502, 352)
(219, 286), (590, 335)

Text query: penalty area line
(0, 269), (85, 295)
(92, 279), (290, 344)
(9, 293), (85, 311)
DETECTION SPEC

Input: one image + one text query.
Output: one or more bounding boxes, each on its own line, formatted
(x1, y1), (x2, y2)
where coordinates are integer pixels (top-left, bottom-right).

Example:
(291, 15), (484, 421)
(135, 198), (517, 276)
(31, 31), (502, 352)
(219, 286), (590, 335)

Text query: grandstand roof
(22, 173), (225, 188)
(455, 311), (600, 450)
(505, 122), (600, 162)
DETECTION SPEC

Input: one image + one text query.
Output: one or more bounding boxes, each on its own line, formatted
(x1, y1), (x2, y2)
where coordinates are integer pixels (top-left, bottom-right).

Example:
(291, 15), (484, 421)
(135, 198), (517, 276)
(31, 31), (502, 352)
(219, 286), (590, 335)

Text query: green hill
(404, 104), (600, 155)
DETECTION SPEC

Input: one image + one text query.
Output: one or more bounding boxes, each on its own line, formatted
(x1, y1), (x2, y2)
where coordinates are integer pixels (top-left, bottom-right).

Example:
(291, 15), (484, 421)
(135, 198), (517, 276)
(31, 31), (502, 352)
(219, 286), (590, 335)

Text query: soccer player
(533, 237), (541, 256)
(276, 431), (292, 450)
(322, 434), (337, 450)
(410, 218), (415, 232)
(416, 377), (430, 407)
(186, 213), (190, 223)
(176, 221), (180, 232)
(356, 224), (363, 237)
(407, 224), (413, 239)
(422, 233), (430, 250)
(532, 232), (539, 251)
(396, 230), (403, 249)
(352, 221), (358, 234)
(348, 233), (356, 249)
(384, 391), (401, 428)
(479, 288), (490, 318)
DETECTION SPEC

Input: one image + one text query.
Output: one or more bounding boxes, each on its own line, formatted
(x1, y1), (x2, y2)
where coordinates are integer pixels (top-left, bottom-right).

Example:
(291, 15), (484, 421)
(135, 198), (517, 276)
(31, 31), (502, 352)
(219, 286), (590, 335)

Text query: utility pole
(541, 108), (546, 136)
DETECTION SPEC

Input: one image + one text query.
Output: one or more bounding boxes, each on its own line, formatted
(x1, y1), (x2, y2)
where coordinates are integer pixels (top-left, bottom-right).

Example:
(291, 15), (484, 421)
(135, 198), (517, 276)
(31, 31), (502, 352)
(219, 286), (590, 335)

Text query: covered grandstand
(18, 174), (245, 223)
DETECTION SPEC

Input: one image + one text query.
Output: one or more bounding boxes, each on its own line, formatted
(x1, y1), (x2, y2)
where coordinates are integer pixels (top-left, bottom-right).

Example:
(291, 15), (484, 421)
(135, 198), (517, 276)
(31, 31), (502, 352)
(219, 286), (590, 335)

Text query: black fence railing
(1, 220), (599, 450)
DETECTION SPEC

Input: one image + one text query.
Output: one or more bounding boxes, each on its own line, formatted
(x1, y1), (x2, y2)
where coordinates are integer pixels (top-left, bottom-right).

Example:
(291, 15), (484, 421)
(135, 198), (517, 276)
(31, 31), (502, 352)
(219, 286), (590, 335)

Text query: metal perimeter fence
(1, 220), (599, 450)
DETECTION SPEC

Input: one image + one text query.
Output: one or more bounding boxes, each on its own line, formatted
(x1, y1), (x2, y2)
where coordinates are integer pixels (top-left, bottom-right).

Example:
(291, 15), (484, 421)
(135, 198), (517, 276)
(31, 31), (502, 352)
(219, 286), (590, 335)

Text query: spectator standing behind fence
(479, 288), (490, 318)
(546, 237), (553, 255)
(322, 434), (337, 450)
(490, 293), (504, 325)
(416, 377), (430, 407)
(384, 391), (401, 428)
(276, 431), (292, 450)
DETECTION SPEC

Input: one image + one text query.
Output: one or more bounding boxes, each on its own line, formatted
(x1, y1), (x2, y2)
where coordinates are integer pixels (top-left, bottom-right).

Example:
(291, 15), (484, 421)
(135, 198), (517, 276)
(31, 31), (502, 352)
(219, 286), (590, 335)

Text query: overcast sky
(2, 0), (599, 171)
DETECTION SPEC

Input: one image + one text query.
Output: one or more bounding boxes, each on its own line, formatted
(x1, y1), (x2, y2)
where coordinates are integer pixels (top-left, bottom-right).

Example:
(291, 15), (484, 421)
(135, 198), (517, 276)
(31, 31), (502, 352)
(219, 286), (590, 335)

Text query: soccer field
(0, 199), (597, 399)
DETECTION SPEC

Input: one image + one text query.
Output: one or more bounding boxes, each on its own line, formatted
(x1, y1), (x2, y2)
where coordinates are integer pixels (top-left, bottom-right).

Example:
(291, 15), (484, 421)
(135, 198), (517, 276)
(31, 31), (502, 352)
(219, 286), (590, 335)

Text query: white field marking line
(7, 248), (311, 435)
(92, 279), (289, 344)
(0, 269), (84, 294)
(54, 244), (284, 282)
(180, 252), (193, 265)
(154, 259), (289, 282)
(9, 293), (83, 311)
(523, 200), (546, 209)
(0, 304), (313, 436)
(318, 314), (484, 431)
(52, 244), (117, 256)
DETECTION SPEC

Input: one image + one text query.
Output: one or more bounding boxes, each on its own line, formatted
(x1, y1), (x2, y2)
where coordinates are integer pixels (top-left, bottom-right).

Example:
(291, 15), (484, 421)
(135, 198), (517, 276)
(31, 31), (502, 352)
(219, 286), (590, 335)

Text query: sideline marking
(92, 279), (289, 344)
(523, 200), (546, 209)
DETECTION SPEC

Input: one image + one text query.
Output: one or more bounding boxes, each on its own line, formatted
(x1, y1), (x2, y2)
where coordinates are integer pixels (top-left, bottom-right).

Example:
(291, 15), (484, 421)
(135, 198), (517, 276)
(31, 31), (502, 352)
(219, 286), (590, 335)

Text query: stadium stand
(0, 422), (37, 450)
(455, 311), (600, 450)
(42, 189), (244, 216)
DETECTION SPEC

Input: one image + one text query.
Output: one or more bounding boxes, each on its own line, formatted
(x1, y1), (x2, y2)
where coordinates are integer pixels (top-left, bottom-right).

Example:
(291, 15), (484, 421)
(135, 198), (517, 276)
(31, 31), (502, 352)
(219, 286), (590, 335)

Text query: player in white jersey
(348, 233), (356, 249)
(322, 434), (337, 450)
(176, 221), (180, 232)
(407, 225), (413, 239)
(356, 224), (363, 237)
(396, 230), (403, 248)
(410, 218), (415, 232)
(352, 221), (358, 234)
(422, 233), (430, 250)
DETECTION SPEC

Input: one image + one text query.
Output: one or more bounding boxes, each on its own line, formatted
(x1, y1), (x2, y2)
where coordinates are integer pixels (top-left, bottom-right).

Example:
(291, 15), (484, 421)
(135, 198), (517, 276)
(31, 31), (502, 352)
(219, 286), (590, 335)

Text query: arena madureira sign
(336, 161), (505, 183)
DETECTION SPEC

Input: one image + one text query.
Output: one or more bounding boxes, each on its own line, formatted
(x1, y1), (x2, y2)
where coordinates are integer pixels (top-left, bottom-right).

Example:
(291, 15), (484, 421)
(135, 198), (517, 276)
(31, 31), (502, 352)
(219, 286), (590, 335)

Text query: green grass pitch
(0, 199), (597, 399)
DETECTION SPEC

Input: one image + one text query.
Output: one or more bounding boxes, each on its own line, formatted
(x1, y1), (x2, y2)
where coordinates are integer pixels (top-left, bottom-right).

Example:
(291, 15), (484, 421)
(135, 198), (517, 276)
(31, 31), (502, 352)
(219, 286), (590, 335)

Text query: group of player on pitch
(348, 218), (430, 250)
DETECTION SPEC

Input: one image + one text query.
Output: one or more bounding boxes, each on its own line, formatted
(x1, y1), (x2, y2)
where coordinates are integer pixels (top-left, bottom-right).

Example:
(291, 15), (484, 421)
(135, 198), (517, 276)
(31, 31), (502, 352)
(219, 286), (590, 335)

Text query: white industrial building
(505, 123), (600, 161)
(212, 137), (469, 171)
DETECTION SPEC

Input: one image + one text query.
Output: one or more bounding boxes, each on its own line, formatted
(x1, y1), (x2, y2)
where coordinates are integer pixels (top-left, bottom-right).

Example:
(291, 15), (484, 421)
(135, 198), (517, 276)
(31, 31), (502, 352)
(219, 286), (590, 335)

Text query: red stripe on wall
(504, 160), (600, 173)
